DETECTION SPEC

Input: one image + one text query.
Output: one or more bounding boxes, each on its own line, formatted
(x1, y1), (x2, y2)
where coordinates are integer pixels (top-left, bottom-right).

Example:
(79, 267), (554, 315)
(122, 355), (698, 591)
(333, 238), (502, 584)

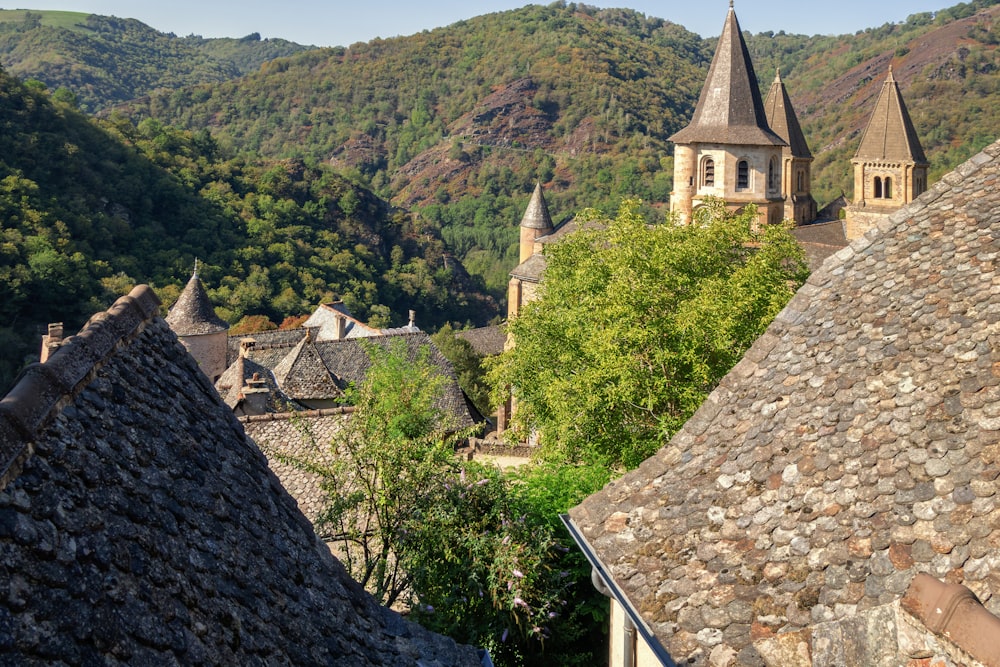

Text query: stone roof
(0, 286), (481, 665)
(164, 271), (230, 336)
(220, 330), (481, 429)
(456, 325), (506, 357)
(854, 68), (928, 164)
(763, 70), (812, 159)
(669, 6), (785, 147)
(510, 253), (548, 283)
(568, 139), (1000, 663)
(520, 182), (554, 231)
(790, 221), (848, 271)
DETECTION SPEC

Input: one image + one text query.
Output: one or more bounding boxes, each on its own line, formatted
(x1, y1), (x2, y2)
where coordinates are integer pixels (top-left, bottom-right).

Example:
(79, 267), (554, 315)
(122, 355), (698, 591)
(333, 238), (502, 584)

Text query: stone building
(0, 286), (483, 665)
(846, 66), (930, 240)
(763, 70), (817, 225)
(565, 140), (1000, 666)
(164, 268), (229, 382)
(669, 3), (787, 228)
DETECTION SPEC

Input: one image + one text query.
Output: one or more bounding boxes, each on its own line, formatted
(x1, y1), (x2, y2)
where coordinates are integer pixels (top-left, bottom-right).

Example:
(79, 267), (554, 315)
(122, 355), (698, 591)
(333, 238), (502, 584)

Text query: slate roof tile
(568, 139), (1000, 663)
(0, 286), (481, 665)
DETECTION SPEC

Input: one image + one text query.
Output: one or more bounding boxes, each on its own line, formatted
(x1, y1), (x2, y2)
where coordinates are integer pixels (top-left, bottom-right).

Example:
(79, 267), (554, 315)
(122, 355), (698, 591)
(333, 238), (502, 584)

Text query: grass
(0, 9), (94, 33)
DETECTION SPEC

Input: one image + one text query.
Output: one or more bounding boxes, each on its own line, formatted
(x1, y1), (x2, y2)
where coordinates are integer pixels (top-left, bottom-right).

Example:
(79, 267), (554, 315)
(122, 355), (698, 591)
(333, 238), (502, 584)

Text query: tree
(488, 199), (809, 468)
(307, 339), (468, 606)
(431, 323), (491, 415)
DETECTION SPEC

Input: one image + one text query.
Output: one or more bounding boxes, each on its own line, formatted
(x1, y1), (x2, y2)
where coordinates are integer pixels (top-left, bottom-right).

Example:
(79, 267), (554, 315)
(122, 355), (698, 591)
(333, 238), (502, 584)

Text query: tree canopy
(489, 200), (809, 469)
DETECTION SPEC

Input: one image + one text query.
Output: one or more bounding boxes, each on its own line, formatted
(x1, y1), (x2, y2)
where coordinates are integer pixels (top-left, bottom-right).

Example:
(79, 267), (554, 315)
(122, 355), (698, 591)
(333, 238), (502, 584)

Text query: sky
(4, 1), (954, 46)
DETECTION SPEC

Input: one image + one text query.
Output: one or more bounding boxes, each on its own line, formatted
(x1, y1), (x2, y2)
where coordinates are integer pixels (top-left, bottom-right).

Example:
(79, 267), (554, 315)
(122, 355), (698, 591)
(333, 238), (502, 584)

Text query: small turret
(166, 265), (230, 382)
(518, 183), (553, 264)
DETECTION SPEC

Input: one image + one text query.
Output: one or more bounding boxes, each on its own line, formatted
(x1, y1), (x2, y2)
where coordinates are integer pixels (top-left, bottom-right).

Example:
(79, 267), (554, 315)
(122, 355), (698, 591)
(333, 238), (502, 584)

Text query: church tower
(166, 266), (230, 382)
(509, 182), (554, 320)
(670, 2), (786, 227)
(763, 69), (817, 225)
(845, 67), (928, 240)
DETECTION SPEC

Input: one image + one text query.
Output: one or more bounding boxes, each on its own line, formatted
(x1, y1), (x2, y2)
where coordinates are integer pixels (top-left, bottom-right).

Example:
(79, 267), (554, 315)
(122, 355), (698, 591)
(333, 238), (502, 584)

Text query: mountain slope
(0, 69), (497, 392)
(0, 9), (311, 112)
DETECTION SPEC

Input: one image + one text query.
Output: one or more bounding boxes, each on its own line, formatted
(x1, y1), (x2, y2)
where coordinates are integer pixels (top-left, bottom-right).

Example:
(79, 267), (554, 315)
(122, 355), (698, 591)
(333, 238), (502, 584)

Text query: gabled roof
(854, 67), (928, 164)
(456, 325), (506, 357)
(0, 286), (480, 665)
(763, 69), (812, 158)
(165, 271), (230, 335)
(569, 139), (1000, 662)
(520, 182), (554, 231)
(271, 334), (344, 401)
(669, 5), (785, 147)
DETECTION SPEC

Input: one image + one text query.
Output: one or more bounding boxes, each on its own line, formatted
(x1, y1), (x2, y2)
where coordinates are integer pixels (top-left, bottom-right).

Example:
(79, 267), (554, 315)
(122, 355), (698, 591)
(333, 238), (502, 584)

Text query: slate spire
(520, 182), (553, 231)
(763, 69), (811, 158)
(669, 4), (785, 146)
(854, 66), (927, 163)
(165, 268), (229, 336)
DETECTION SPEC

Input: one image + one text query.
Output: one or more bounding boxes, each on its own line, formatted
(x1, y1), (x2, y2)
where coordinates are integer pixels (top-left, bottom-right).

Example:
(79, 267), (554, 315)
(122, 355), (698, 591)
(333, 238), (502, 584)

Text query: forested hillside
(109, 0), (999, 293)
(0, 69), (497, 392)
(0, 9), (310, 112)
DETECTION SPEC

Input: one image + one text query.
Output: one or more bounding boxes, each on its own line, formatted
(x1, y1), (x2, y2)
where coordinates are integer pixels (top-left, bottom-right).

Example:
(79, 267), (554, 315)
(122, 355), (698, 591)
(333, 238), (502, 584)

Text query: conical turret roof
(520, 182), (554, 231)
(854, 67), (927, 163)
(670, 4), (785, 147)
(764, 70), (812, 158)
(166, 270), (230, 336)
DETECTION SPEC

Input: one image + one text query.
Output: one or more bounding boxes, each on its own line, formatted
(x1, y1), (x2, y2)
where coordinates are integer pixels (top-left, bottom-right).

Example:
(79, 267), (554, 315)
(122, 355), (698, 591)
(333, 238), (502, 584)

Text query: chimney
(240, 372), (270, 416)
(40, 322), (64, 363)
(334, 314), (346, 340)
(239, 338), (256, 359)
(408, 310), (416, 329)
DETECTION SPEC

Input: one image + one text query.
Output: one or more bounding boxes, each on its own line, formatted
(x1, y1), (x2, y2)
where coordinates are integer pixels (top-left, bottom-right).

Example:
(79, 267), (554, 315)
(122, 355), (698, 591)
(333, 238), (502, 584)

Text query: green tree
(488, 199), (809, 468)
(431, 323), (491, 415)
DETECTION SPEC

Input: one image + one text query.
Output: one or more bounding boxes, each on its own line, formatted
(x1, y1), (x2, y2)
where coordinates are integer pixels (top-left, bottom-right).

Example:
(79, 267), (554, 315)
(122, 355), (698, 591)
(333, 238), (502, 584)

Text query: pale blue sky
(4, 1), (953, 46)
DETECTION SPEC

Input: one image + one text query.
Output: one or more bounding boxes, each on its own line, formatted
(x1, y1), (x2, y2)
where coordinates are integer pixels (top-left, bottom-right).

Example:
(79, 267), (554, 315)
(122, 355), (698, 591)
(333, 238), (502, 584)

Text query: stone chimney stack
(408, 310), (416, 328)
(239, 338), (256, 359)
(240, 373), (270, 416)
(334, 315), (346, 340)
(40, 322), (64, 363)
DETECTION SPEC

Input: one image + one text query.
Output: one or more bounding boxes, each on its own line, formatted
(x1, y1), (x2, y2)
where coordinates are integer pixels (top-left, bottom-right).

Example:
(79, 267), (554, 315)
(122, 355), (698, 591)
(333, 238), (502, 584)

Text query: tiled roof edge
(0, 285), (161, 490)
(239, 406), (357, 423)
(792, 139), (1000, 301)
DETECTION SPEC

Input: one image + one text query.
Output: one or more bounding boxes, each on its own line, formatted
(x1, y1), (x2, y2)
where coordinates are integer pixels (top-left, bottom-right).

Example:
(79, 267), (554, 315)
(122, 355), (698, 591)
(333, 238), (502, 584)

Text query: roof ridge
(0, 286), (161, 489)
(805, 138), (1000, 292)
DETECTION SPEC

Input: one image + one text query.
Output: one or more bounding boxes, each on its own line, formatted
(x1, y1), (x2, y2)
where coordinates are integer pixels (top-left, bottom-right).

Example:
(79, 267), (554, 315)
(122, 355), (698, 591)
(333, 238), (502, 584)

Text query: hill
(0, 9), (311, 112)
(104, 1), (999, 294)
(0, 68), (498, 392)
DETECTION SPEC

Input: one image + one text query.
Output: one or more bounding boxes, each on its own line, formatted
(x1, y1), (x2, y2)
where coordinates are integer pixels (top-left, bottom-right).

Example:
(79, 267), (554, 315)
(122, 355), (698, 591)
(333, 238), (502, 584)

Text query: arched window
(768, 157), (778, 191)
(797, 170), (805, 192)
(702, 157), (715, 187)
(884, 177), (892, 199)
(874, 176), (883, 199)
(737, 160), (749, 190)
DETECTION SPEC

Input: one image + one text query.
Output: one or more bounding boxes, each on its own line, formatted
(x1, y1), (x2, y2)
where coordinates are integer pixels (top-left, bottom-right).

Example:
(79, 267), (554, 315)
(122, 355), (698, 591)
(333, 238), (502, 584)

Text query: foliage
(0, 10), (309, 112)
(304, 340), (468, 606)
(0, 70), (497, 393)
(431, 323), (491, 415)
(403, 460), (613, 667)
(489, 199), (809, 469)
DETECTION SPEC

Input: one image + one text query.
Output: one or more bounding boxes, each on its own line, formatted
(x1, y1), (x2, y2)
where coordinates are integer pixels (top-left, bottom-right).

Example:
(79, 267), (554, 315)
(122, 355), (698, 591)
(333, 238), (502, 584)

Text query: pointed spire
(854, 67), (926, 163)
(670, 6), (785, 147)
(166, 270), (230, 336)
(520, 182), (553, 231)
(764, 69), (812, 158)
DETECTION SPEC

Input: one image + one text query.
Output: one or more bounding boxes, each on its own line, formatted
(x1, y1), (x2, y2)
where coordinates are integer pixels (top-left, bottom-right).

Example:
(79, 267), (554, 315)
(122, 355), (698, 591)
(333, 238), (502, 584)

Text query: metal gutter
(560, 514), (678, 667)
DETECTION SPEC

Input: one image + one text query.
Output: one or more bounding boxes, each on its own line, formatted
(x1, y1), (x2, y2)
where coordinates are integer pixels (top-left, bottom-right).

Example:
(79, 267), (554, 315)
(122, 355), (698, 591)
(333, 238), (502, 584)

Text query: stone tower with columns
(669, 2), (787, 227)
(845, 66), (929, 240)
(763, 69), (817, 225)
